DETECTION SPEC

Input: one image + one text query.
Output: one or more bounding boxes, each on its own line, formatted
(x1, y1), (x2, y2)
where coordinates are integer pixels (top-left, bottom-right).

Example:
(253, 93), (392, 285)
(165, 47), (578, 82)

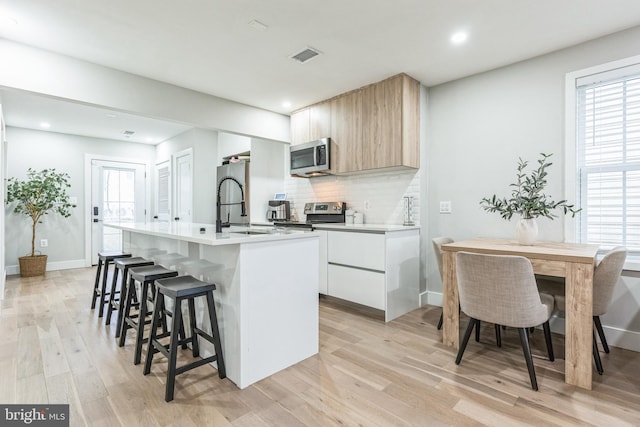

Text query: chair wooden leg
(133, 280), (149, 365)
(143, 288), (163, 376)
(456, 318), (478, 365)
(118, 276), (135, 347)
(542, 321), (554, 362)
(205, 291), (226, 378)
(98, 260), (110, 317)
(593, 330), (604, 375)
(517, 328), (538, 391)
(165, 296), (183, 402)
(437, 311), (443, 330)
(188, 299), (199, 356)
(593, 316), (610, 354)
(494, 324), (502, 348)
(91, 259), (103, 309)
(475, 320), (481, 342)
(105, 266), (120, 325)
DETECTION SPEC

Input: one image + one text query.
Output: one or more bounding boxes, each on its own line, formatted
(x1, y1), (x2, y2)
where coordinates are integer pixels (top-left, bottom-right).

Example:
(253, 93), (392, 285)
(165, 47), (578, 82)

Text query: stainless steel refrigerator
(216, 161), (250, 227)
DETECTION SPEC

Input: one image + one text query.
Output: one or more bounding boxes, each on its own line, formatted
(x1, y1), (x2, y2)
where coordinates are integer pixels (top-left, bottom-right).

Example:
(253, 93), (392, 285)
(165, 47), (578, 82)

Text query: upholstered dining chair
(432, 237), (454, 330)
(537, 246), (627, 375)
(455, 251), (555, 391)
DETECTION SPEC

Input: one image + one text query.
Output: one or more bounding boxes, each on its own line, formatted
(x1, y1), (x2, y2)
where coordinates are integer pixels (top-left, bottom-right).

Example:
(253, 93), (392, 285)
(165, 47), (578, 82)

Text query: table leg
(565, 261), (594, 390)
(442, 251), (459, 348)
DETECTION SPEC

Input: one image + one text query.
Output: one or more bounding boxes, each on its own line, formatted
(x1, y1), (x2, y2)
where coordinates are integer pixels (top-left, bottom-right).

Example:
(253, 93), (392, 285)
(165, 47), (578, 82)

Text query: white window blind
(576, 70), (640, 252)
(156, 164), (170, 221)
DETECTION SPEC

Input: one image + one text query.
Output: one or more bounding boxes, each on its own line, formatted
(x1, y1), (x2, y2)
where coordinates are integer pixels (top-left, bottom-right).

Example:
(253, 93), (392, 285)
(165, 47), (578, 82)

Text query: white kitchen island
(105, 222), (319, 389)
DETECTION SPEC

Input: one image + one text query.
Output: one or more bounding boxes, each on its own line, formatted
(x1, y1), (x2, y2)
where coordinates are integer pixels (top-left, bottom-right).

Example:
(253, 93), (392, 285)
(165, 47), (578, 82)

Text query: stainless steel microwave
(290, 138), (331, 177)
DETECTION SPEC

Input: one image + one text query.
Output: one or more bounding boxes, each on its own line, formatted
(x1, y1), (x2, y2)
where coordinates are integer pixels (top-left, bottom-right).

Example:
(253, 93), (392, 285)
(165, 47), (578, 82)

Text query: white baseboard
(6, 259), (87, 276)
(420, 290), (442, 308)
(421, 291), (640, 353)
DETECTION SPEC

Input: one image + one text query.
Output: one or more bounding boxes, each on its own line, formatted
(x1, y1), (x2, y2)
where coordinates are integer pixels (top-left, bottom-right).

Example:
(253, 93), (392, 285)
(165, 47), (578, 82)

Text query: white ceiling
(2, 0), (640, 143)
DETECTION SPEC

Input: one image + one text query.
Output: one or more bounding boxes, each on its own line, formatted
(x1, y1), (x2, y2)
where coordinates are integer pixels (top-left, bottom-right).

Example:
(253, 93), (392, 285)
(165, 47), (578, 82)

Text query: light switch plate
(439, 201), (452, 214)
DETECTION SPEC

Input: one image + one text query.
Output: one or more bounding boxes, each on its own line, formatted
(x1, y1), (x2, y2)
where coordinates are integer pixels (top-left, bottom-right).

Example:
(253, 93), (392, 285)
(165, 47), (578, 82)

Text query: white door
(91, 160), (146, 264)
(155, 160), (171, 221)
(173, 149), (193, 222)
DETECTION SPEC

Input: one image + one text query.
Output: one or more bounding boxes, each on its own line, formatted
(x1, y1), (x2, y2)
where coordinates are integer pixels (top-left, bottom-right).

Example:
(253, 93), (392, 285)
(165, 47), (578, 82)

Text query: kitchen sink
(229, 228), (273, 235)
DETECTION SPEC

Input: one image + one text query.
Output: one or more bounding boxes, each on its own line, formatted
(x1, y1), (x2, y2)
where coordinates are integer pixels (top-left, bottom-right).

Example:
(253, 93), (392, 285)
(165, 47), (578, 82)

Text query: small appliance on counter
(274, 201), (346, 230)
(266, 200), (291, 222)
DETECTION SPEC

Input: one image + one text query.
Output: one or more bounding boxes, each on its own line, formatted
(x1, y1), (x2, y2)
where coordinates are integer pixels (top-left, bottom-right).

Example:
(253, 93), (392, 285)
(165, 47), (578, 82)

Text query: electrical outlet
(439, 201), (452, 214)
(364, 200), (371, 210)
(40, 239), (48, 248)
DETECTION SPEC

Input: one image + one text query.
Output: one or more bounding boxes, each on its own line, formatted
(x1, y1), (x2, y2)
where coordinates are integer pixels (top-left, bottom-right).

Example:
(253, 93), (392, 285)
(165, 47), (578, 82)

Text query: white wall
(156, 128), (218, 223)
(4, 126), (155, 272)
(218, 133), (251, 160)
(0, 40), (290, 142)
(250, 138), (287, 224)
(426, 25), (640, 350)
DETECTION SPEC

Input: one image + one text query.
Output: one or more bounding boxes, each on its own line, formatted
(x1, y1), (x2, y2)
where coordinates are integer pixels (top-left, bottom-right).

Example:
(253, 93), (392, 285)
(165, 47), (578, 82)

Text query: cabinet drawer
(328, 231), (385, 271)
(328, 264), (385, 310)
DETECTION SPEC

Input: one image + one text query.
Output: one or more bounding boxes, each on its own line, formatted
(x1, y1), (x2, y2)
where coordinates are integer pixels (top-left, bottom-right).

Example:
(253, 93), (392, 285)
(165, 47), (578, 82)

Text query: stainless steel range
(274, 201), (346, 230)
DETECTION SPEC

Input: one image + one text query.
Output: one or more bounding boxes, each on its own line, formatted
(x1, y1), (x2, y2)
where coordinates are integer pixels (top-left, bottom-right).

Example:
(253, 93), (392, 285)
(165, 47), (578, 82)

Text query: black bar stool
(105, 257), (155, 336)
(118, 265), (178, 365)
(91, 250), (131, 317)
(143, 275), (226, 402)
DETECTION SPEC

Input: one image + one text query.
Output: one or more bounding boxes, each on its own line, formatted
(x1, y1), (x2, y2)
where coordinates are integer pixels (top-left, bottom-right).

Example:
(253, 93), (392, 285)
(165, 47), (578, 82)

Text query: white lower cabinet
(323, 228), (419, 322)
(328, 264), (385, 309)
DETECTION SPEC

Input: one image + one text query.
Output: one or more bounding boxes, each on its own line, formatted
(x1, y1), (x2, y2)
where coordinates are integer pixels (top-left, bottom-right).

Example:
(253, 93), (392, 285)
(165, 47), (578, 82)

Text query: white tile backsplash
(285, 168), (421, 225)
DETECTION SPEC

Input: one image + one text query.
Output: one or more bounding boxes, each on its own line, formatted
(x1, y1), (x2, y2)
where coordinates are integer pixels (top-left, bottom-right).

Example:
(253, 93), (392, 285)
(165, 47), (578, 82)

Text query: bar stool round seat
(105, 256), (155, 337)
(118, 265), (178, 365)
(91, 250), (131, 317)
(143, 275), (226, 402)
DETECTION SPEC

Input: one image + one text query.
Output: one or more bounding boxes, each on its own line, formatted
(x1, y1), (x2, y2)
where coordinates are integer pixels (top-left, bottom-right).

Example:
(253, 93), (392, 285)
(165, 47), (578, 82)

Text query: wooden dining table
(441, 238), (600, 390)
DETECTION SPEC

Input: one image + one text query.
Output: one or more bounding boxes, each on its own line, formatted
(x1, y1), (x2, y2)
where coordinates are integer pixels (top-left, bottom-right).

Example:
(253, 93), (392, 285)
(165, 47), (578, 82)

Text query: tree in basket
(479, 153), (580, 245)
(6, 168), (76, 277)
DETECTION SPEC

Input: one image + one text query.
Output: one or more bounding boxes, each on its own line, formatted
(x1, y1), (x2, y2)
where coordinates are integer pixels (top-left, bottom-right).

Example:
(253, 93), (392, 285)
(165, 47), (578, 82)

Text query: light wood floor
(2, 268), (640, 426)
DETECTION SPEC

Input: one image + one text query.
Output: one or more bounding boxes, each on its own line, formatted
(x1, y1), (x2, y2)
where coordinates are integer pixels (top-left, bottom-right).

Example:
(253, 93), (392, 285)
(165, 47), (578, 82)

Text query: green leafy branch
(6, 168), (76, 256)
(480, 153), (581, 220)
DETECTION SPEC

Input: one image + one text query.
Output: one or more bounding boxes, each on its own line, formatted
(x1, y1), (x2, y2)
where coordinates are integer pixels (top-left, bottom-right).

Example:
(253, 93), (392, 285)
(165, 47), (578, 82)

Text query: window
(570, 58), (640, 257)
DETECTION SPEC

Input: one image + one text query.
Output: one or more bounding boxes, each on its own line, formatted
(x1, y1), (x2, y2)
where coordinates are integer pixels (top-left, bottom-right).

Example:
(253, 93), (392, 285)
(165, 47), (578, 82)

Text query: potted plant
(479, 153), (580, 245)
(6, 168), (75, 276)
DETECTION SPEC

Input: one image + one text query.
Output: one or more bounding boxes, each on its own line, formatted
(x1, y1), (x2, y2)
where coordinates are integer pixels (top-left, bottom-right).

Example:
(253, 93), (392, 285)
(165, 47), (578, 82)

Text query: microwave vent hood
(289, 138), (331, 178)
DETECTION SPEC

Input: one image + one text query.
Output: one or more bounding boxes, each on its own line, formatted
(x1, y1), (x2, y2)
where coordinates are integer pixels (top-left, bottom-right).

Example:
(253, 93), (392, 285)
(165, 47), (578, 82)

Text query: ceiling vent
(290, 47), (321, 64)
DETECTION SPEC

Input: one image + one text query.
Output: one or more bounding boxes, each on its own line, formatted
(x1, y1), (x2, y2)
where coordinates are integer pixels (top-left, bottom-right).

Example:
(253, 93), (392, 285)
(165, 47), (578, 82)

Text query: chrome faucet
(216, 176), (246, 232)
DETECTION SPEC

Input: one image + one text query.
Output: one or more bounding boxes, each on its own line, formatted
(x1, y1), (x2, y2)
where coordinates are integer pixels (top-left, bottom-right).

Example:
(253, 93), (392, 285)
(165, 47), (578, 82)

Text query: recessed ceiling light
(282, 101), (292, 109)
(450, 31), (468, 45)
(145, 137), (154, 143)
(40, 122), (51, 129)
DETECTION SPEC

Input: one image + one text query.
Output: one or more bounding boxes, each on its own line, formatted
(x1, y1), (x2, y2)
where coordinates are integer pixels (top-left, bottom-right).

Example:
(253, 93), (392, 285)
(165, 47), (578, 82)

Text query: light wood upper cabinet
(309, 101), (331, 141)
(290, 73), (420, 172)
(331, 89), (363, 173)
(290, 108), (310, 146)
(290, 101), (331, 145)
(362, 74), (419, 170)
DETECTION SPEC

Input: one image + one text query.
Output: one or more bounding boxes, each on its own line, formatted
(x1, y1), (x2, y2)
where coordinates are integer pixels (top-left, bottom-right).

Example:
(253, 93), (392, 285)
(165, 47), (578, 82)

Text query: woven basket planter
(18, 254), (48, 277)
